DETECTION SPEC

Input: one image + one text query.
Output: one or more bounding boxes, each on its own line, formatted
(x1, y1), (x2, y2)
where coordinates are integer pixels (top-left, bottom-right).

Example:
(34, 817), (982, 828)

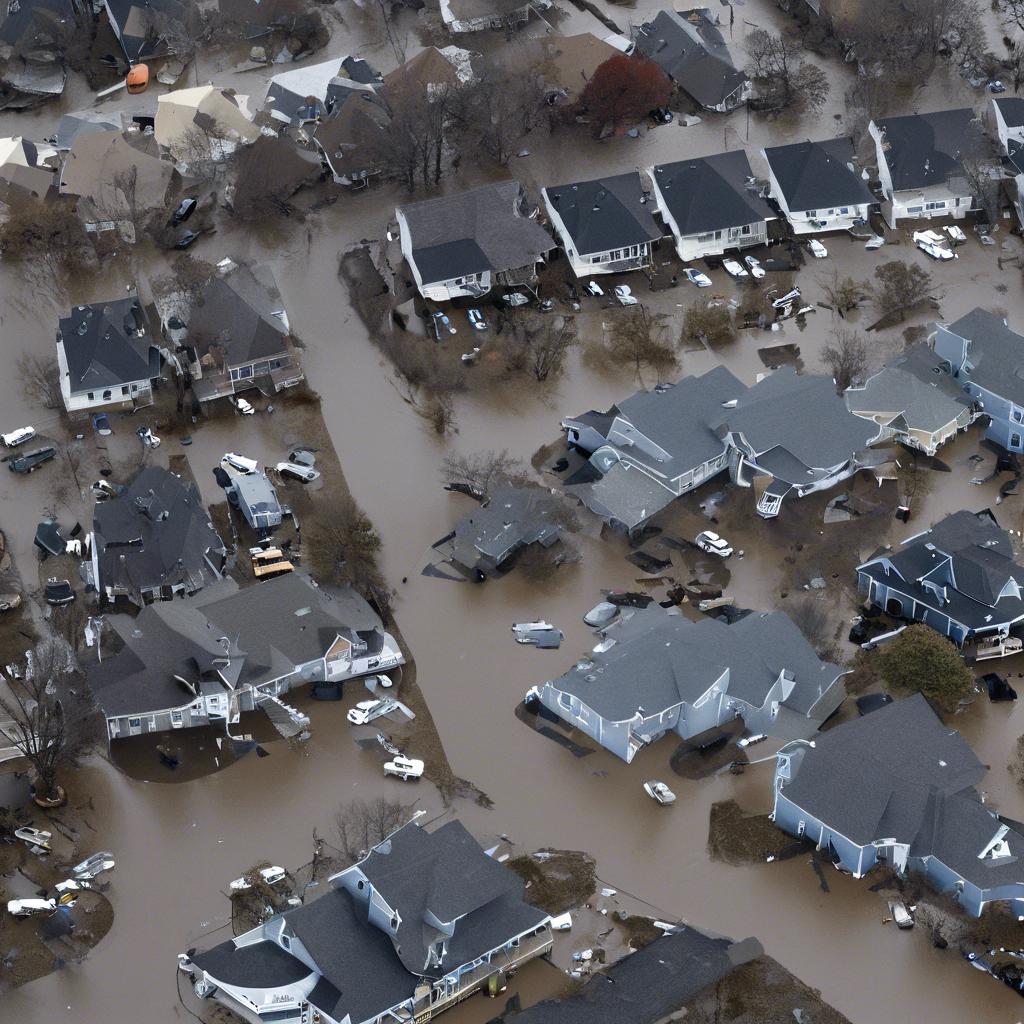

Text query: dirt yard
(707, 800), (798, 866)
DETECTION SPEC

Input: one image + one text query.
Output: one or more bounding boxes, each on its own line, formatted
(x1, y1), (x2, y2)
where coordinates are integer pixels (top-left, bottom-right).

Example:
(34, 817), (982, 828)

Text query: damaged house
(856, 509), (1024, 647)
(0, 0), (83, 110)
(84, 571), (403, 742)
(634, 8), (750, 113)
(56, 295), (162, 413)
(527, 607), (846, 763)
(177, 259), (304, 403)
(439, 0), (552, 34)
(930, 307), (1024, 455)
(845, 343), (977, 456)
(154, 85), (260, 170)
(397, 181), (554, 302)
(102, 0), (188, 66)
(180, 818), (553, 1024)
(89, 466), (227, 606)
(773, 694), (1024, 918)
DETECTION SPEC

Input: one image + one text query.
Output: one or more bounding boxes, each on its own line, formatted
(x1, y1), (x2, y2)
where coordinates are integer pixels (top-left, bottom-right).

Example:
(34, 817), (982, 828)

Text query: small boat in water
(643, 780), (676, 805)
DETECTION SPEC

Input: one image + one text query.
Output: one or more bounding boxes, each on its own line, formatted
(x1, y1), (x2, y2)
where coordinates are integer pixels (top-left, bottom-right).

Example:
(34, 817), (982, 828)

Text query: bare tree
(0, 199), (92, 283)
(682, 299), (737, 348)
(300, 494), (387, 601)
(154, 254), (217, 308)
(0, 639), (99, 804)
(441, 450), (529, 498)
(602, 307), (677, 383)
(17, 352), (62, 410)
(368, 86), (449, 192)
(820, 270), (871, 317)
(959, 151), (1001, 225)
(787, 596), (839, 661)
(520, 315), (577, 382)
(334, 797), (413, 864)
(822, 328), (869, 392)
(745, 30), (829, 114)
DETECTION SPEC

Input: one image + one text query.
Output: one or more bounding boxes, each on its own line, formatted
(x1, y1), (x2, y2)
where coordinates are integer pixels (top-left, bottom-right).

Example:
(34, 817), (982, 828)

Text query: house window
(1013, 410), (1022, 423)
(121, 386), (129, 395)
(102, 389), (111, 400)
(591, 255), (603, 264)
(797, 820), (806, 837)
(805, 210), (817, 218)
(1012, 433), (1022, 449)
(558, 692), (572, 711)
(280, 935), (291, 950)
(129, 717), (141, 729)
(170, 709), (183, 727)
(838, 207), (850, 214)
(87, 392), (94, 401)
(924, 201), (946, 210)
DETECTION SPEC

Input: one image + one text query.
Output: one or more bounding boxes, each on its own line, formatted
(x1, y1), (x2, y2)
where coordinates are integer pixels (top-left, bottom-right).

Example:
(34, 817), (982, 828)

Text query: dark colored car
(9, 446), (55, 473)
(92, 412), (112, 436)
(175, 230), (200, 250)
(649, 107), (673, 125)
(170, 197), (197, 226)
(44, 578), (75, 606)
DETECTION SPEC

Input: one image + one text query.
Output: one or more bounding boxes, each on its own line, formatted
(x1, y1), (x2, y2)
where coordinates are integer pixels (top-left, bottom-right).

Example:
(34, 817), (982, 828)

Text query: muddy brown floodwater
(4, 2), (1024, 1020)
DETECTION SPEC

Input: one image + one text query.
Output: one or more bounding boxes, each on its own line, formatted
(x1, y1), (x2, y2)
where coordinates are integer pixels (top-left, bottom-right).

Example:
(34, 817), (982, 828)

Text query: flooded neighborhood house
(89, 466), (227, 605)
(562, 365), (883, 527)
(0, 0), (81, 109)
(845, 344), (978, 456)
(179, 820), (553, 1024)
(930, 307), (1024, 454)
(856, 509), (1024, 647)
(396, 182), (554, 301)
(84, 571), (402, 741)
(56, 295), (161, 412)
(773, 695), (1024, 918)
(527, 607), (846, 763)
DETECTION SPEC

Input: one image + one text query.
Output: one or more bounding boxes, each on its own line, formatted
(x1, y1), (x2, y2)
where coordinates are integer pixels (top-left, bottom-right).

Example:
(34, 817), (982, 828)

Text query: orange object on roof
(126, 64), (149, 94)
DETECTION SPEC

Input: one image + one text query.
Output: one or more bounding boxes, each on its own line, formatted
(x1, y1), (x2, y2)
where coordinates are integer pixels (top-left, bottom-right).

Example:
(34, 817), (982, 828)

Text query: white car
(643, 780), (676, 805)
(230, 866), (287, 892)
(221, 452), (258, 476)
(695, 530), (733, 557)
(583, 601), (618, 627)
(944, 224), (967, 244)
(347, 698), (399, 726)
(722, 258), (748, 278)
(807, 239), (828, 258)
(503, 292), (529, 307)
(684, 268), (712, 288)
(276, 462), (320, 483)
(744, 255), (765, 279)
(1, 426), (35, 448)
(234, 397), (255, 415)
(584, 281), (604, 297)
(613, 284), (638, 306)
(384, 755), (424, 781)
(137, 426), (161, 449)
(913, 231), (955, 260)
(7, 898), (56, 918)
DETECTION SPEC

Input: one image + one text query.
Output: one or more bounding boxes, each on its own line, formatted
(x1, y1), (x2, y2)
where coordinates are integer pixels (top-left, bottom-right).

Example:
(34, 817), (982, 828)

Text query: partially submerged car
(14, 827), (52, 852)
(649, 106), (673, 125)
(807, 239), (828, 258)
(431, 311), (456, 338)
(71, 852), (115, 880)
(913, 230), (956, 261)
(614, 284), (638, 306)
(722, 258), (748, 278)
(1, 426), (35, 448)
(744, 255), (765, 279)
(9, 446), (56, 474)
(684, 267), (712, 288)
(888, 899), (914, 929)
(944, 224), (967, 244)
(91, 479), (123, 501)
(384, 755), (424, 781)
(275, 462), (320, 483)
(233, 397), (255, 416)
(467, 308), (487, 331)
(584, 281), (604, 297)
(695, 531), (733, 557)
(583, 601), (619, 627)
(346, 698), (400, 726)
(44, 579), (74, 606)
(137, 426), (161, 449)
(92, 413), (112, 436)
(643, 780), (676, 805)
(170, 197), (197, 226)
(503, 292), (530, 307)
(7, 898), (56, 918)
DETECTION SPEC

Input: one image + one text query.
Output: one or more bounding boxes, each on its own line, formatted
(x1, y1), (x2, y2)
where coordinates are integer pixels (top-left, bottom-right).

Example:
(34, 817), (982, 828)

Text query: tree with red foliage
(579, 54), (671, 137)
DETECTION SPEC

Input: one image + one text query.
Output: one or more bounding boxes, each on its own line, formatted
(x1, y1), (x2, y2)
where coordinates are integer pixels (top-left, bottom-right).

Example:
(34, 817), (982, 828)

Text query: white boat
(221, 452), (258, 476)
(722, 258), (748, 278)
(512, 620), (554, 635)
(230, 866), (287, 892)
(347, 698), (399, 726)
(384, 755), (424, 781)
(944, 224), (967, 244)
(888, 899), (914, 929)
(550, 911), (573, 931)
(614, 285), (638, 306)
(808, 239), (828, 258)
(14, 827), (52, 852)
(7, 897), (56, 918)
(643, 780), (676, 805)
(1, 426), (35, 448)
(744, 255), (766, 279)
(71, 851), (116, 880)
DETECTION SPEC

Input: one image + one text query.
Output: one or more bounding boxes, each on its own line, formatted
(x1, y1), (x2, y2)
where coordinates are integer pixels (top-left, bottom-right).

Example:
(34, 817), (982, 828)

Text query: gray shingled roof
(763, 136), (874, 213)
(399, 181), (554, 286)
(452, 486), (563, 570)
(943, 307), (1024, 406)
(651, 150), (773, 236)
(716, 368), (879, 481)
(547, 607), (844, 727)
(544, 172), (662, 257)
(845, 344), (973, 434)
(873, 108), (982, 193)
(93, 466), (226, 603)
(58, 297), (160, 397)
(635, 9), (747, 110)
(859, 509), (1024, 630)
(995, 96), (1024, 129)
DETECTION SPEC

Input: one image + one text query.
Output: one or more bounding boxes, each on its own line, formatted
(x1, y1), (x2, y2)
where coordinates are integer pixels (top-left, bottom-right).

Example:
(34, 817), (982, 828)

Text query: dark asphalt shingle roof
(845, 343), (973, 433)
(497, 927), (747, 1024)
(873, 108), (982, 193)
(191, 934), (313, 988)
(943, 306), (1024, 406)
(651, 150), (773, 236)
(452, 486), (563, 569)
(635, 9), (747, 109)
(763, 137), (874, 213)
(58, 297), (160, 397)
(399, 181), (554, 286)
(188, 263), (291, 369)
(549, 608), (843, 726)
(93, 466), (226, 603)
(543, 172), (662, 257)
(782, 695), (1024, 890)
(715, 368), (879, 481)
(104, 0), (186, 61)
(995, 96), (1024, 129)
